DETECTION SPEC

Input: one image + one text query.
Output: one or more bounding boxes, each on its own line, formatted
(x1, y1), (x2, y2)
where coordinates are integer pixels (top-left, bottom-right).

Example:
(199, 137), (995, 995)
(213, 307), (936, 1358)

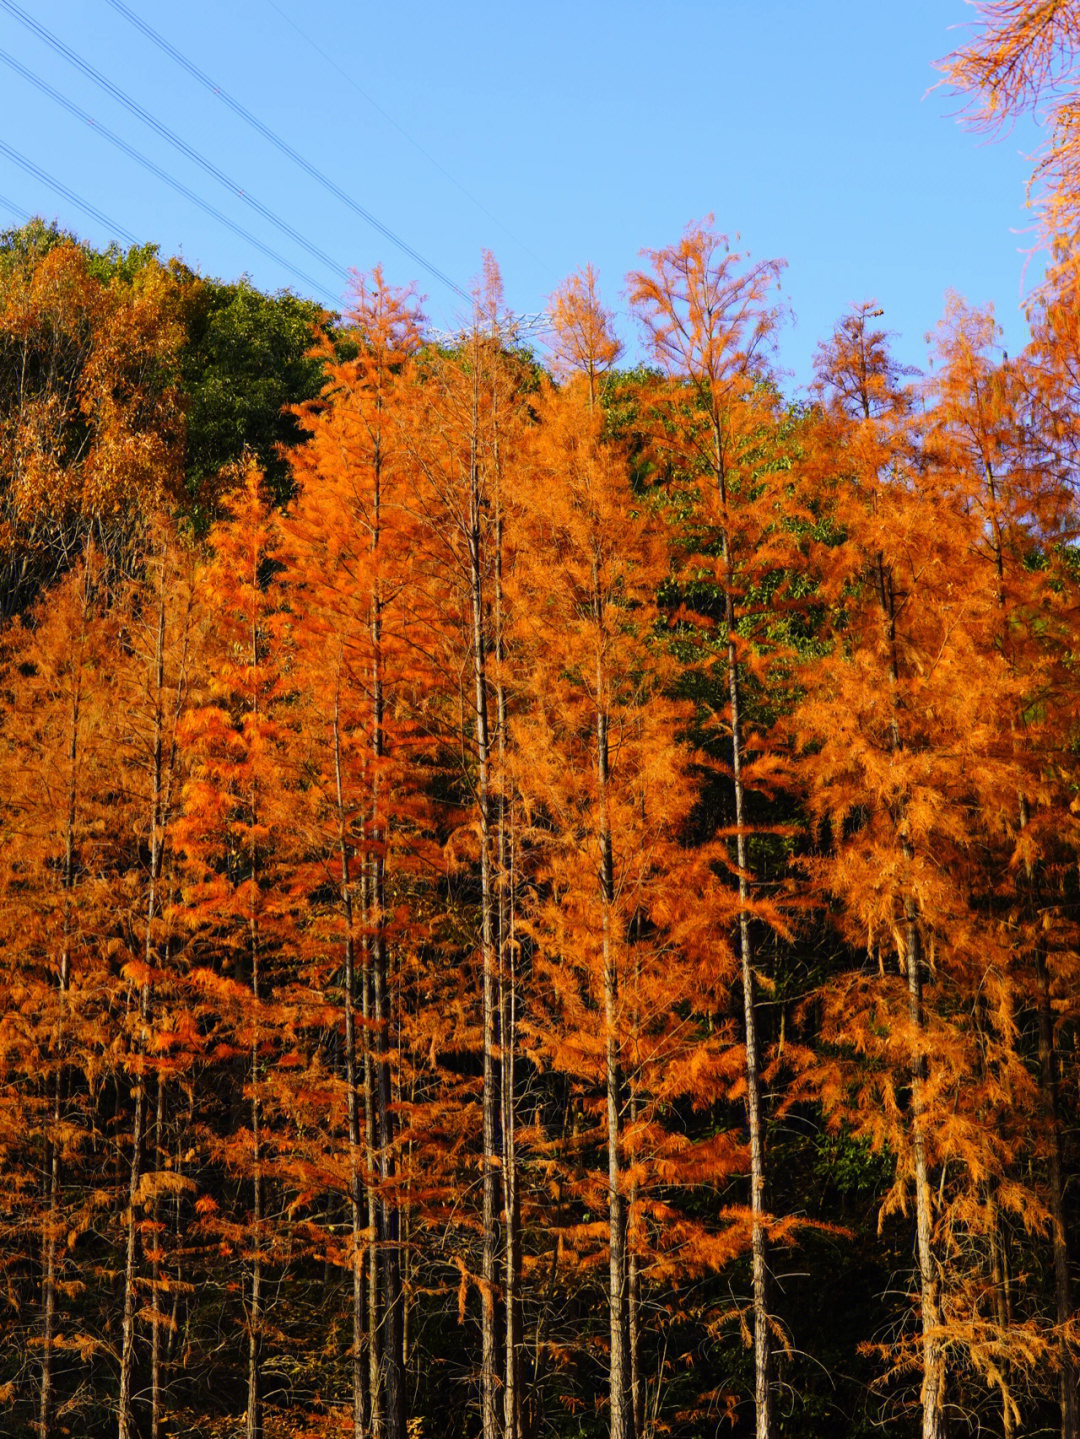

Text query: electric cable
(264, 0), (552, 275)
(0, 191), (33, 224)
(0, 46), (340, 305)
(0, 0), (353, 287)
(0, 137), (139, 245)
(101, 0), (472, 301)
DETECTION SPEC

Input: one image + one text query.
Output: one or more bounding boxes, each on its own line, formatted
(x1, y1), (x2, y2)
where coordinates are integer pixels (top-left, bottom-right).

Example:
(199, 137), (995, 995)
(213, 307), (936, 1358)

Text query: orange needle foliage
(944, 0), (1080, 247)
(7, 199), (1080, 1439)
(792, 304), (1072, 1437)
(509, 279), (751, 1435)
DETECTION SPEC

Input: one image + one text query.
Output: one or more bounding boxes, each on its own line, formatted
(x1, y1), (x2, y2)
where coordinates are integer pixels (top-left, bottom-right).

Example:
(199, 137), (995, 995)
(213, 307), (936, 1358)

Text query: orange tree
(628, 219), (806, 1439)
(790, 301), (1061, 1439)
(508, 287), (753, 1435)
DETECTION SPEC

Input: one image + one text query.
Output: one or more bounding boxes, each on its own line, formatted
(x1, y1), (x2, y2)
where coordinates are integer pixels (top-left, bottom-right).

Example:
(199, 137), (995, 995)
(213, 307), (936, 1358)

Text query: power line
(0, 0), (350, 287)
(0, 47), (340, 306)
(258, 0), (552, 277)
(0, 191), (33, 224)
(0, 137), (139, 245)
(100, 0), (472, 302)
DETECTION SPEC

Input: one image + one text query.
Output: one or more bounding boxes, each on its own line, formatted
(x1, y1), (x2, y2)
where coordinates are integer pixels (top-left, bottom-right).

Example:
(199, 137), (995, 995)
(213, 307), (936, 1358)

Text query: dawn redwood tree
(628, 221), (790, 1439)
(1023, 267), (1080, 1429)
(792, 304), (1055, 1438)
(285, 267), (430, 1439)
(510, 291), (753, 1435)
(0, 554), (124, 1438)
(923, 296), (1080, 1437)
(547, 264), (624, 410)
(400, 259), (533, 1439)
(174, 467), (295, 1439)
(115, 526), (198, 1439)
(476, 257), (533, 1439)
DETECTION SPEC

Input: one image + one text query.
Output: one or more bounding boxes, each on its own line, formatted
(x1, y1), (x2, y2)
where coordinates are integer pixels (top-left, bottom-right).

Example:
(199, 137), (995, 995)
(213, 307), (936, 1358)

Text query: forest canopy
(4, 8), (1080, 1437)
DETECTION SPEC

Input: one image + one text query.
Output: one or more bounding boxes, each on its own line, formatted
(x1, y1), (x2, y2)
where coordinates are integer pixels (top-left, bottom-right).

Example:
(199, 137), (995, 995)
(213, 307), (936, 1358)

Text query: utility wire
(0, 47), (340, 306)
(0, 137), (139, 245)
(101, 0), (472, 301)
(0, 0), (350, 287)
(0, 191), (33, 224)
(258, 0), (552, 277)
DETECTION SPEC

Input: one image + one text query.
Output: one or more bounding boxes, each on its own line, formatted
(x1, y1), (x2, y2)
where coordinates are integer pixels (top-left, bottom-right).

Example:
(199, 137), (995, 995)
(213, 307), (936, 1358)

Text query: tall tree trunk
(628, 1082), (643, 1439)
(121, 573), (172, 1439)
(1017, 793), (1079, 1439)
(905, 900), (944, 1439)
(987, 1194), (1016, 1439)
(335, 689), (371, 1439)
(466, 343), (501, 1439)
(41, 629), (84, 1439)
(492, 384), (520, 1439)
(246, 599), (263, 1439)
(500, 952), (520, 1439)
(595, 568), (630, 1439)
(372, 880), (403, 1439)
(1036, 946), (1078, 1439)
(246, 974), (263, 1439)
(150, 1074), (165, 1439)
(499, 858), (520, 1439)
(730, 636), (770, 1439)
(370, 433), (406, 1439)
(118, 1025), (148, 1439)
(40, 1065), (62, 1439)
(362, 862), (382, 1439)
(713, 425), (770, 1439)
(878, 550), (943, 1439)
(498, 775), (520, 1439)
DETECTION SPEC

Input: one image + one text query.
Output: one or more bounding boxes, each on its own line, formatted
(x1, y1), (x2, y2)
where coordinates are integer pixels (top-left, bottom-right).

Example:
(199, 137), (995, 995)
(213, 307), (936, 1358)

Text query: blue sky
(0, 0), (1047, 390)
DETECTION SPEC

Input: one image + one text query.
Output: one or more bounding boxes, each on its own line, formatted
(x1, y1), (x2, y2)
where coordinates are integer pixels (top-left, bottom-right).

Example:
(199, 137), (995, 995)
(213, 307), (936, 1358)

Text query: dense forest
(6, 7), (1080, 1439)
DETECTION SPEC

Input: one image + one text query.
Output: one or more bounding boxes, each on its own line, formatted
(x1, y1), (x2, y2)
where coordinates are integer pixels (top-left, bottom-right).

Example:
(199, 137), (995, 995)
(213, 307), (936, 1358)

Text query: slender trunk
(121, 576), (170, 1439)
(247, 1144), (262, 1439)
(370, 433), (405, 1439)
(498, 791), (520, 1439)
(905, 902), (943, 1439)
(373, 856), (403, 1439)
(467, 344), (501, 1439)
(594, 567), (629, 1439)
(362, 862), (382, 1439)
(730, 630), (769, 1439)
(118, 1067), (147, 1439)
(975, 988), (1015, 1439)
(877, 547), (943, 1439)
(40, 1070), (62, 1439)
(41, 629), (84, 1439)
(246, 600), (263, 1439)
(246, 937), (263, 1439)
(1017, 793), (1079, 1439)
(167, 1112), (183, 1369)
(987, 1197), (1016, 1439)
(712, 425), (770, 1439)
(500, 947), (520, 1439)
(493, 393), (520, 1439)
(628, 1082), (642, 1439)
(150, 1075), (165, 1439)
(335, 690), (370, 1439)
(1036, 948), (1078, 1439)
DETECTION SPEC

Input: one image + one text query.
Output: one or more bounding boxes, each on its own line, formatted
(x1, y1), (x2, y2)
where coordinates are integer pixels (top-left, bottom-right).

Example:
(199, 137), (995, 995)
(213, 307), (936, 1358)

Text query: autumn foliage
(7, 40), (1080, 1432)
